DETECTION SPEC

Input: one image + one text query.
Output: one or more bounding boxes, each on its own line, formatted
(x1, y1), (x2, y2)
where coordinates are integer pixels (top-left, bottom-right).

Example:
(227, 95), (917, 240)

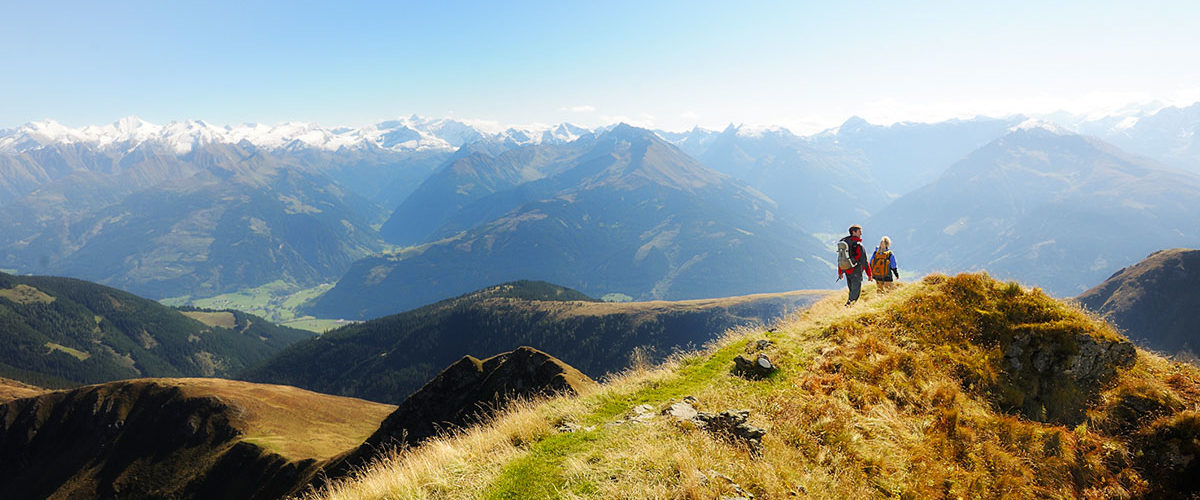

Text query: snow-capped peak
(1010, 118), (1068, 135)
(0, 116), (602, 155)
(733, 124), (792, 138)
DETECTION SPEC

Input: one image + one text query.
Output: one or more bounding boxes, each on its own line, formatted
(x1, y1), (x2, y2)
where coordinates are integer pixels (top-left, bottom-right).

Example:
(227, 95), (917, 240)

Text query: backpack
(871, 248), (892, 278)
(836, 240), (853, 272)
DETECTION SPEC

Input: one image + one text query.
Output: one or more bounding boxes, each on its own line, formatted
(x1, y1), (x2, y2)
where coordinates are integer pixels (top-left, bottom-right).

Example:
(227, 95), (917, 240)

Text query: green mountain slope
(379, 141), (589, 245)
(0, 272), (313, 387)
(243, 280), (823, 404)
(309, 273), (1200, 499)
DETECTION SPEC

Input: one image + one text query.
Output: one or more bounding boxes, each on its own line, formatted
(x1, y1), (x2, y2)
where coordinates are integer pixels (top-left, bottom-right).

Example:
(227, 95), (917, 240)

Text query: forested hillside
(0, 272), (312, 387)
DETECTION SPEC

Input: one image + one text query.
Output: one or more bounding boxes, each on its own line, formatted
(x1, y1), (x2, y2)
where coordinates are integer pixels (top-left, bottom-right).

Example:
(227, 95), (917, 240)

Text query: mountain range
(3, 103), (1200, 316)
(868, 122), (1200, 296)
(0, 142), (389, 298)
(306, 125), (831, 318)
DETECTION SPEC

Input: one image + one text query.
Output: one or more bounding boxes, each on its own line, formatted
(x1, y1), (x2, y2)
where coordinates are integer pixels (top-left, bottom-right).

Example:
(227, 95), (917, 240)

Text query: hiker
(838, 224), (871, 306)
(870, 236), (900, 294)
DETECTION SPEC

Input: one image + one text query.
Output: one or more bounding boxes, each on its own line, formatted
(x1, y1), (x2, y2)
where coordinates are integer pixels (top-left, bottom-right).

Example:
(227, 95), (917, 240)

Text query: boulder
(732, 354), (776, 380)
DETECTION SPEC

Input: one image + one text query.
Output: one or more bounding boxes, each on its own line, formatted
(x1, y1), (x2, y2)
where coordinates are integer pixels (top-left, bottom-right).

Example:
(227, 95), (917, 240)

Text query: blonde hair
(879, 236), (892, 249)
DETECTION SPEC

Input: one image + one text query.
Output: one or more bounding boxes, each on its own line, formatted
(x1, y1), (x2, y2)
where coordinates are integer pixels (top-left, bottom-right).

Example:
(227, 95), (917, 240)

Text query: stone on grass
(732, 353), (776, 380)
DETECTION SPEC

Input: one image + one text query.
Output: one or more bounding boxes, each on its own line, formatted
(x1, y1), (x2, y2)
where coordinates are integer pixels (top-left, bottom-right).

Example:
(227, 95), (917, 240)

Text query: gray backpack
(836, 240), (853, 271)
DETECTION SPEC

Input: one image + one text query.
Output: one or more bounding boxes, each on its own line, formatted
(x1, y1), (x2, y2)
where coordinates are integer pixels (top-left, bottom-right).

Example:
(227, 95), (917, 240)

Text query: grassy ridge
(0, 377), (43, 402)
(308, 273), (1200, 499)
(242, 281), (823, 405)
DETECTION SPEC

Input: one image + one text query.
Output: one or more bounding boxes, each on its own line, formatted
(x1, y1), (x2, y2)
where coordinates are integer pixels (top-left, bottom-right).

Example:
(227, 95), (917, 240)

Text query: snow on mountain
(0, 116), (599, 155)
(1036, 101), (1200, 172)
(1009, 118), (1070, 135)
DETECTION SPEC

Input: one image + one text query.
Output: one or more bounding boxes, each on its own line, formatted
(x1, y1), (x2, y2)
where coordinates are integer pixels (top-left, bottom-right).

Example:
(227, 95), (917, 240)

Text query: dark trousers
(846, 269), (863, 303)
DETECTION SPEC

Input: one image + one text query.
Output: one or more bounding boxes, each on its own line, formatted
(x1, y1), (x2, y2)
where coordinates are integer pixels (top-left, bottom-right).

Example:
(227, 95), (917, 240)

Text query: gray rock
(664, 401), (699, 421)
(732, 353), (776, 380)
(629, 404), (656, 423)
(695, 409), (766, 454)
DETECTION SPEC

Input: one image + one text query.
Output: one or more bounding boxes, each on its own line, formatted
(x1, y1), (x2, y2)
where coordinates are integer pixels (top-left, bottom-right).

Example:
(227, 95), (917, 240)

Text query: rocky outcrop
(662, 399), (767, 455)
(999, 327), (1137, 425)
(1004, 332), (1136, 386)
(362, 346), (592, 448)
(695, 409), (768, 455)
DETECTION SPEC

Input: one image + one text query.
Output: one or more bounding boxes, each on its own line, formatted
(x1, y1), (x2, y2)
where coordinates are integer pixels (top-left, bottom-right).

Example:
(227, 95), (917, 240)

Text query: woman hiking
(870, 236), (900, 293)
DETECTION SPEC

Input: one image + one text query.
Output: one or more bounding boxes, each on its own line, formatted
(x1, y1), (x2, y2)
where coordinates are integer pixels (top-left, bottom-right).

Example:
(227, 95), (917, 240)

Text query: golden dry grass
(307, 274), (1200, 499)
(145, 378), (395, 460)
(0, 377), (45, 402)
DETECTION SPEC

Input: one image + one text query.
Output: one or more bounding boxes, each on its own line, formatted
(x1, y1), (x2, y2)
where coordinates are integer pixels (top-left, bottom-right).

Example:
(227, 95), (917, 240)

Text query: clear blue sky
(4, 0), (1199, 132)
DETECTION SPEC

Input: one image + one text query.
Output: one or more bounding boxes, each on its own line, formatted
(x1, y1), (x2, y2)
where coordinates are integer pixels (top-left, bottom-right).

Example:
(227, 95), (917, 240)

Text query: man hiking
(839, 224), (872, 306)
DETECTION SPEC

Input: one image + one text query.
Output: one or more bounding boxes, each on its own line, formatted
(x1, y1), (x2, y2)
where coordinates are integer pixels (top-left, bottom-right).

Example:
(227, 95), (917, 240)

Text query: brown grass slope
(0, 376), (44, 402)
(309, 273), (1200, 499)
(0, 378), (394, 500)
(1077, 248), (1200, 357)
